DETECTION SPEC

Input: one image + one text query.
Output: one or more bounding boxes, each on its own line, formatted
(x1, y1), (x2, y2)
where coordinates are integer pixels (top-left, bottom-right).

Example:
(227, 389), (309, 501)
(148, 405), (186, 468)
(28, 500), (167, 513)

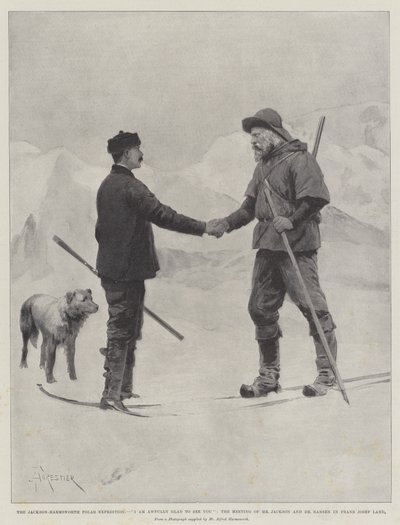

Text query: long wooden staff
(264, 116), (349, 404)
(52, 235), (184, 341)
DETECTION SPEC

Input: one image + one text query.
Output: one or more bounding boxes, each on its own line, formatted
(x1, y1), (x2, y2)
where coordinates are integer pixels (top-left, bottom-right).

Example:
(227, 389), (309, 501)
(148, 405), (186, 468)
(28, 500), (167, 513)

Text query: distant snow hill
(180, 101), (389, 231)
(10, 101), (389, 286)
(289, 101), (389, 155)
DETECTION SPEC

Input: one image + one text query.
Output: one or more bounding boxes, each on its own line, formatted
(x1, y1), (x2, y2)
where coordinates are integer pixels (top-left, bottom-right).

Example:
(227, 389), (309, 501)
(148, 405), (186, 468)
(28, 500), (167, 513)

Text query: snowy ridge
(10, 102), (389, 286)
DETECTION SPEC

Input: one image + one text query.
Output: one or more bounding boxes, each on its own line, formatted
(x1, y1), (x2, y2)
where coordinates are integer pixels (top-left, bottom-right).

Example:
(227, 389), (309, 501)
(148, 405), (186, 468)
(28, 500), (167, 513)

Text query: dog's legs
(45, 337), (57, 383)
(20, 332), (29, 368)
(66, 337), (77, 380)
(19, 297), (38, 368)
(40, 338), (46, 369)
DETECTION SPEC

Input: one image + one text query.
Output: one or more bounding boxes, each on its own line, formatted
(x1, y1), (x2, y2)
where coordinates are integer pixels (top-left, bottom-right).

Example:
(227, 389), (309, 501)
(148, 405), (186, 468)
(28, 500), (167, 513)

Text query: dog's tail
(19, 297), (39, 368)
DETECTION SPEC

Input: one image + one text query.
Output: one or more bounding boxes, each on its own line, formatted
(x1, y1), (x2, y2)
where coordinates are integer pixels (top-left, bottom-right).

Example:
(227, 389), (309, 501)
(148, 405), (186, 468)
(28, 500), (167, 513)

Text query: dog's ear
(66, 291), (75, 304)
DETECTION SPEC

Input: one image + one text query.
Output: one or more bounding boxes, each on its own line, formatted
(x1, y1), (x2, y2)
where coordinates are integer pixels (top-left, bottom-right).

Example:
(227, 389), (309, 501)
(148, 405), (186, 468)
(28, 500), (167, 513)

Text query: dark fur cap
(107, 131), (141, 155)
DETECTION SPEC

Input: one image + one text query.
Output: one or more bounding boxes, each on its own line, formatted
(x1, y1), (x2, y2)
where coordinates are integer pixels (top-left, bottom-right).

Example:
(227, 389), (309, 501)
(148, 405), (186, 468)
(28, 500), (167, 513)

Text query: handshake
(205, 218), (230, 238)
(204, 215), (294, 239)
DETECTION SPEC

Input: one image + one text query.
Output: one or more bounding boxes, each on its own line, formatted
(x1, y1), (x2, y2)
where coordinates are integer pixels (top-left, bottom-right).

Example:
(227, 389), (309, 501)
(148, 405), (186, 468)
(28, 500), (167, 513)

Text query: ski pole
(264, 116), (349, 404)
(52, 235), (184, 341)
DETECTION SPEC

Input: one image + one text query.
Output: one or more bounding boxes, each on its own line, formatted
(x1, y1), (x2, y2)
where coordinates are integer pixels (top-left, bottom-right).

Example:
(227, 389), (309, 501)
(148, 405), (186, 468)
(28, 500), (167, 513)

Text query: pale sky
(10, 11), (389, 170)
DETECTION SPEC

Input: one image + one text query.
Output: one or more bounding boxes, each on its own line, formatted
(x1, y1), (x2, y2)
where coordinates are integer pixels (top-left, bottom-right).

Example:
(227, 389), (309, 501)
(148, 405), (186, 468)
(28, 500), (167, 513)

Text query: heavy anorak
(227, 140), (330, 252)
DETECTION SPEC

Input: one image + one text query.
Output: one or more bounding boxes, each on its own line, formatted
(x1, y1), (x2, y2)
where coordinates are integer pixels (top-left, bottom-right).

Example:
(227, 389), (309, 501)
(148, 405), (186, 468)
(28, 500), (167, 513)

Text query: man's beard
(253, 143), (275, 161)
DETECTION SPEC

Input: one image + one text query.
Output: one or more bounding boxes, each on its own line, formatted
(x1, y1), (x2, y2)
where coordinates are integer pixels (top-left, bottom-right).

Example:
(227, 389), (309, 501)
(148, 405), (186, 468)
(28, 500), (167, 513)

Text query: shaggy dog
(19, 289), (98, 383)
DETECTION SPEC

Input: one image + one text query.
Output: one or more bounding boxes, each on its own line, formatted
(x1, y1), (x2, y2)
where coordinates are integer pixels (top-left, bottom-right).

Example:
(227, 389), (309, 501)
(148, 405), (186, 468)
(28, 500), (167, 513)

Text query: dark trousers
(248, 249), (337, 381)
(101, 280), (145, 401)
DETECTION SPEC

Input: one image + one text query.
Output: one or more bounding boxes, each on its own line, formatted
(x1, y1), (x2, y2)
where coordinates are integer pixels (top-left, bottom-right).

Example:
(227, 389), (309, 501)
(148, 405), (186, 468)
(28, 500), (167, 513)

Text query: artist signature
(28, 465), (85, 493)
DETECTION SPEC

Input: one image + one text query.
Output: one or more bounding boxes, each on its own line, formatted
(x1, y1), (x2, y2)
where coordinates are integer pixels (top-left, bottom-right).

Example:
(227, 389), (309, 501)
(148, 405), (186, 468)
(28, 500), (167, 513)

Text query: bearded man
(210, 108), (338, 398)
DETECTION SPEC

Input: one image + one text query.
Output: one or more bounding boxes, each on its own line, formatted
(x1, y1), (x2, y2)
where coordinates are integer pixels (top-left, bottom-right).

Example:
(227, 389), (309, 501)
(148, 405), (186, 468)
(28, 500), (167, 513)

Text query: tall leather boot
(100, 342), (128, 403)
(240, 337), (281, 398)
(121, 341), (140, 400)
(303, 329), (338, 397)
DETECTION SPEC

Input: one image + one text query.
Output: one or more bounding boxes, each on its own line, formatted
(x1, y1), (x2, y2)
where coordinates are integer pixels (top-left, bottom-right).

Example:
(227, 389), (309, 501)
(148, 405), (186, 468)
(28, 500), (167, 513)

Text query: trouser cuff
(255, 324), (282, 341)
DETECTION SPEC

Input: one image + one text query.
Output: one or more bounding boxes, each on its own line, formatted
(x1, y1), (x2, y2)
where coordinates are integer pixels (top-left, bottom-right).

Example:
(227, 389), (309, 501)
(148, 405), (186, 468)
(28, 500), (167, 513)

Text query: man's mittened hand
(272, 216), (293, 234)
(206, 219), (229, 238)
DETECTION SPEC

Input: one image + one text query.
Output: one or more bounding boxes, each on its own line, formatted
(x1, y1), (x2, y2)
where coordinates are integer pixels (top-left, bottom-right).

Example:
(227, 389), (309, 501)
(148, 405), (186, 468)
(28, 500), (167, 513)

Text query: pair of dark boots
(240, 331), (337, 398)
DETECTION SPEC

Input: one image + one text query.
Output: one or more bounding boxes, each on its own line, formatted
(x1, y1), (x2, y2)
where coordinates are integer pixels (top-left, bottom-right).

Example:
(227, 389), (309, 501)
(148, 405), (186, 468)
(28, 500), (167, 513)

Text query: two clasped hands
(205, 218), (230, 238)
(205, 216), (294, 238)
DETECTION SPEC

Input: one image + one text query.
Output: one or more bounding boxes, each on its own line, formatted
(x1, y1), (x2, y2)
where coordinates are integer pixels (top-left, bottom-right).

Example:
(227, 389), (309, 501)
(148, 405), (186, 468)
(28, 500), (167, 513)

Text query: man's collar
(262, 139), (305, 162)
(111, 164), (134, 176)
(262, 141), (289, 161)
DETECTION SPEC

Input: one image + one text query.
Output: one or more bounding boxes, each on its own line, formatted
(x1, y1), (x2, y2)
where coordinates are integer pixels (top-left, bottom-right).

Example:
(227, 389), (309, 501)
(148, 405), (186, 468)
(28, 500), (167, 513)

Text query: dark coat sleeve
(288, 197), (327, 227)
(225, 196), (256, 232)
(126, 183), (206, 236)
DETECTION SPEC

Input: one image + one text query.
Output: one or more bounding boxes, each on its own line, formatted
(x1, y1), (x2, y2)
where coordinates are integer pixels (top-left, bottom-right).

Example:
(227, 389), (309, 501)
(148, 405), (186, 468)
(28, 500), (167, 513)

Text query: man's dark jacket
(96, 165), (206, 281)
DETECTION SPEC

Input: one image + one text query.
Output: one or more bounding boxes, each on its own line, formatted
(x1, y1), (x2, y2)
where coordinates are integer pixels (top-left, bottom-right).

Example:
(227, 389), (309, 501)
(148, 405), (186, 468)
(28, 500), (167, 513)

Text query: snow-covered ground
(10, 103), (391, 503)
(11, 267), (390, 503)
